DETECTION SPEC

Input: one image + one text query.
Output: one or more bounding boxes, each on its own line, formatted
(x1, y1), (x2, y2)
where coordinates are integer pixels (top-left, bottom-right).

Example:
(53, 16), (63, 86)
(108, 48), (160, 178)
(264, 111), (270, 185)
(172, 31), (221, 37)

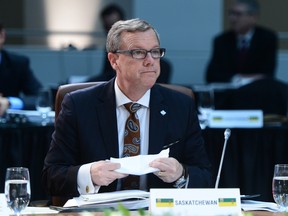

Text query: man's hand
(149, 157), (183, 183)
(0, 96), (10, 116)
(90, 161), (128, 186)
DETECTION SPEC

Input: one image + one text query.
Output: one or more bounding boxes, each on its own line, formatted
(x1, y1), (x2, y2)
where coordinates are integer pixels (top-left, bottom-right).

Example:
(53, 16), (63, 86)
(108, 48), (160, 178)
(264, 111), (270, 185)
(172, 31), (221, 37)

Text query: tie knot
(240, 38), (249, 49)
(124, 103), (142, 114)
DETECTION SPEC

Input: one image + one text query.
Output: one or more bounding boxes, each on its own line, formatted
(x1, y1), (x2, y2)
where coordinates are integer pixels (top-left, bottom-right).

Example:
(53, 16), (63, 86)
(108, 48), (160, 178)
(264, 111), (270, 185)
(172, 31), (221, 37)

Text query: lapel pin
(160, 110), (166, 116)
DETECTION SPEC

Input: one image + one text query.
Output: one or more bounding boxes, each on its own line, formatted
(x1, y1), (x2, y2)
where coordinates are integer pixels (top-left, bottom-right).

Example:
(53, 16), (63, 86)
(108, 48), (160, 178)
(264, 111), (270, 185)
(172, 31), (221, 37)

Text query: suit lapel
(148, 85), (168, 154)
(0, 51), (9, 74)
(96, 79), (119, 158)
(249, 28), (258, 53)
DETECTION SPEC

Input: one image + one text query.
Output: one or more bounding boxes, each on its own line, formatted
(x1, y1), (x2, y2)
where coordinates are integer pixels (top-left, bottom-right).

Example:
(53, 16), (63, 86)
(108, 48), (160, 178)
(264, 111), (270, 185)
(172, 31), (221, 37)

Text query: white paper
(0, 194), (58, 215)
(0, 194), (10, 215)
(22, 207), (59, 214)
(241, 200), (280, 212)
(7, 109), (55, 117)
(65, 198), (149, 210)
(110, 148), (169, 175)
(64, 190), (150, 210)
(79, 190), (149, 203)
(5, 109), (55, 124)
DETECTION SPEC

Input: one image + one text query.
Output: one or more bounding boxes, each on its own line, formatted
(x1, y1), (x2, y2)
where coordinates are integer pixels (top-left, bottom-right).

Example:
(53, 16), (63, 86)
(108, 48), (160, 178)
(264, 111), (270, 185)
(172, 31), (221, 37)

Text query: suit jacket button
(86, 186), (90, 193)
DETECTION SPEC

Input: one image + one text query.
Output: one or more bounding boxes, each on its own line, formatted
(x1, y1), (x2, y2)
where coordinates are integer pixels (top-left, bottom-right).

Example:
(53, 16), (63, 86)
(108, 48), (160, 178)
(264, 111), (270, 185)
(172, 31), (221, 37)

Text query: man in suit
(43, 18), (211, 199)
(205, 0), (277, 84)
(0, 22), (42, 116)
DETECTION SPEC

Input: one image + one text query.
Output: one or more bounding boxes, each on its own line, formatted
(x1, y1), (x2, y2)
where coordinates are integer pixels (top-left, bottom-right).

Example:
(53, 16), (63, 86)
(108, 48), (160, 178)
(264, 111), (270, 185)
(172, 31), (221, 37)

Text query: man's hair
(235, 0), (260, 14)
(101, 4), (125, 20)
(0, 22), (3, 32)
(106, 18), (160, 53)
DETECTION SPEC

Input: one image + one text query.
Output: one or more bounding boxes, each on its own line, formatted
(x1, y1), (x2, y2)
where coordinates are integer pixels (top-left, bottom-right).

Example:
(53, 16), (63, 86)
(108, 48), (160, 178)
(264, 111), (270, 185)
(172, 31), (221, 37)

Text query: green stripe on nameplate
(156, 198), (174, 207)
(218, 198), (237, 207)
(212, 117), (223, 121)
(249, 116), (259, 121)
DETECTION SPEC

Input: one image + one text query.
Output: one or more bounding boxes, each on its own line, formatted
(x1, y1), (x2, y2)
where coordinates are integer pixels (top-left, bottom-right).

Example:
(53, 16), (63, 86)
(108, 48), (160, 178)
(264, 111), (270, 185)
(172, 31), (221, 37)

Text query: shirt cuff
(7, 97), (24, 110)
(77, 162), (100, 195)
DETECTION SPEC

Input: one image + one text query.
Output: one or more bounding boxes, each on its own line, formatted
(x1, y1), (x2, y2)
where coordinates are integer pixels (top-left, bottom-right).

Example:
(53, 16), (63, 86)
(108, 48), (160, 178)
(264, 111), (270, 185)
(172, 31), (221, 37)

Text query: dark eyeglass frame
(228, 9), (252, 17)
(113, 48), (166, 59)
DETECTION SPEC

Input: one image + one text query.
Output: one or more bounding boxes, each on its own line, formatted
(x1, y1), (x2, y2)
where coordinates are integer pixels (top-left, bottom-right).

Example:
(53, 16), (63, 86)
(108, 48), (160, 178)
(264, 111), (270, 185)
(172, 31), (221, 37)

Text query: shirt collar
(114, 78), (150, 108)
(237, 28), (255, 47)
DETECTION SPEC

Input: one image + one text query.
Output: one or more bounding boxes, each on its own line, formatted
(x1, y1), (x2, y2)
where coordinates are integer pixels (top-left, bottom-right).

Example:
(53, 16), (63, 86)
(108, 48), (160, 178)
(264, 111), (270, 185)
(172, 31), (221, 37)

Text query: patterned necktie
(121, 102), (142, 190)
(237, 38), (249, 72)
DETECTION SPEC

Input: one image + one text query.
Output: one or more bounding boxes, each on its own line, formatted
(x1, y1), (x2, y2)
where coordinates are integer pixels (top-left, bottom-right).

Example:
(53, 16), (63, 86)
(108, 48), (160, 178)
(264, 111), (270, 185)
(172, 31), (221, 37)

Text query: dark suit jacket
(206, 26), (277, 83)
(0, 49), (42, 109)
(42, 79), (212, 198)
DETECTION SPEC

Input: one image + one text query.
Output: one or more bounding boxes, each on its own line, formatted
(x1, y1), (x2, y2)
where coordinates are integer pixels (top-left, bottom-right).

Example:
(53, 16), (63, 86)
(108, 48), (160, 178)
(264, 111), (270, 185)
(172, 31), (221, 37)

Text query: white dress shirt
(237, 28), (254, 49)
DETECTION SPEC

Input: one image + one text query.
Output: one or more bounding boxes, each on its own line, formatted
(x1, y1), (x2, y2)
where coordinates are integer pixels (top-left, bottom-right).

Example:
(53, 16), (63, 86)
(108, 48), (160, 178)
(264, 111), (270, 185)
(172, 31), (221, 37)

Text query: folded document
(110, 148), (169, 175)
(80, 190), (149, 203)
(64, 190), (150, 210)
(241, 200), (280, 212)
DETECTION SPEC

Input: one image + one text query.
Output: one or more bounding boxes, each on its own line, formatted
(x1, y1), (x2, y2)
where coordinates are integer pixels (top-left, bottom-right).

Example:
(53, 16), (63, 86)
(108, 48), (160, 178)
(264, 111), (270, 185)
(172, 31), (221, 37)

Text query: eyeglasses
(113, 48), (166, 59)
(228, 9), (250, 17)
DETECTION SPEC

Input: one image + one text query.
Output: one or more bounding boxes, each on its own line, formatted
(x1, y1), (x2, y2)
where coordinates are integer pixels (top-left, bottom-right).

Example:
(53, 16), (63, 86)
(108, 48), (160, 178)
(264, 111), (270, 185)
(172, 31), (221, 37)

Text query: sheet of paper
(110, 148), (169, 175)
(4, 109), (55, 124)
(0, 194), (10, 215)
(22, 207), (59, 214)
(79, 190), (149, 203)
(0, 193), (58, 215)
(64, 190), (150, 210)
(64, 198), (149, 210)
(241, 200), (280, 212)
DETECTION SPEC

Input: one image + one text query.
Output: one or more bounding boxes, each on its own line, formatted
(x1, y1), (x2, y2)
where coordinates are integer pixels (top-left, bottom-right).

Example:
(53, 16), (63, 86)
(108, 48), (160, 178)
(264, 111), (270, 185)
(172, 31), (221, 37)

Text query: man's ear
(0, 29), (6, 48)
(108, 52), (119, 71)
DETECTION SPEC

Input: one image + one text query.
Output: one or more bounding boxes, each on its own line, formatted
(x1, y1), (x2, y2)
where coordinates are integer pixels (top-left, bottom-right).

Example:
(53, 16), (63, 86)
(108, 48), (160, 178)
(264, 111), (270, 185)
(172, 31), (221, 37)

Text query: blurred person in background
(0, 22), (42, 116)
(205, 0), (278, 86)
(86, 4), (172, 84)
(86, 4), (125, 82)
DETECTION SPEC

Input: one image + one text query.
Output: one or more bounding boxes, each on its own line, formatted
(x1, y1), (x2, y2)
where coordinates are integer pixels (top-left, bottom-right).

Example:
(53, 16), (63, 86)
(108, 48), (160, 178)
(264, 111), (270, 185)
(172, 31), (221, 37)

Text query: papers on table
(21, 207), (59, 215)
(110, 148), (169, 175)
(80, 190), (149, 203)
(241, 200), (280, 212)
(0, 193), (58, 215)
(9, 109), (55, 117)
(64, 190), (150, 210)
(3, 109), (55, 124)
(64, 194), (283, 213)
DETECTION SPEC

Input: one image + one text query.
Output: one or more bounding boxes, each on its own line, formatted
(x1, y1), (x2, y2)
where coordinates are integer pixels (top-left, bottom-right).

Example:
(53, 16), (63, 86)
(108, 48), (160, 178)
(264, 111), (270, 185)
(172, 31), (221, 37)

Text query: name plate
(208, 110), (263, 128)
(150, 188), (241, 216)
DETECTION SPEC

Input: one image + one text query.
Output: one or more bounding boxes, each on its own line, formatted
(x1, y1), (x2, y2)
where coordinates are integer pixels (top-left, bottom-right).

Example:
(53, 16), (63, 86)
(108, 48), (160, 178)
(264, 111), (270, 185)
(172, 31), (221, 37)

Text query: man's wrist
(173, 164), (188, 188)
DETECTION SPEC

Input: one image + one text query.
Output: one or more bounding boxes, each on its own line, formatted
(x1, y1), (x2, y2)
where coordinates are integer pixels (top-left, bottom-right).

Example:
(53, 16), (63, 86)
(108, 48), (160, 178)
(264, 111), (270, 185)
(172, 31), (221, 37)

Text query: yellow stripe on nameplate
(212, 117), (223, 121)
(249, 116), (259, 121)
(218, 198), (237, 207)
(156, 198), (174, 207)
